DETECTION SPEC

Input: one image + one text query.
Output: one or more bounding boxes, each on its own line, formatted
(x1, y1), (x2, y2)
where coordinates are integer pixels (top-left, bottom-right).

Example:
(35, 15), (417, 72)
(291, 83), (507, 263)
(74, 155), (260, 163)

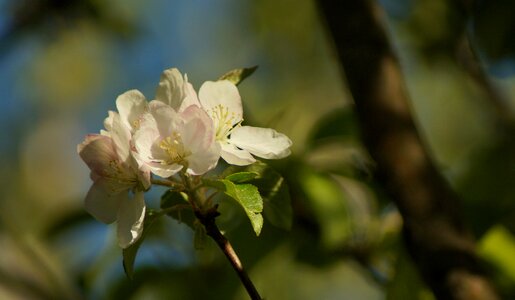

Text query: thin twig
(195, 207), (262, 300)
(181, 171), (262, 300)
(150, 178), (184, 190)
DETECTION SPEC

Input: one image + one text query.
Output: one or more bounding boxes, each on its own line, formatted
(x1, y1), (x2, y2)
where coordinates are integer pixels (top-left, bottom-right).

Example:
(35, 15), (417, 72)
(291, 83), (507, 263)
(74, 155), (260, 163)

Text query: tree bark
(316, 1), (499, 299)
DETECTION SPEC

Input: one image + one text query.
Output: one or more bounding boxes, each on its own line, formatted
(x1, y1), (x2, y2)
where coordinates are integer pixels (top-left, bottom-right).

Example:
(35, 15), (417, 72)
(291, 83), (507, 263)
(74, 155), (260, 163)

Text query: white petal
(149, 100), (181, 137)
(229, 126), (292, 159)
(117, 191), (146, 248)
(133, 117), (160, 161)
(178, 76), (201, 112)
(188, 142), (221, 175)
(156, 68), (199, 111)
(109, 113), (132, 163)
(133, 122), (184, 178)
(84, 180), (124, 224)
(103, 111), (116, 132)
(116, 90), (148, 131)
(176, 106), (219, 174)
(220, 142), (256, 166)
(78, 134), (118, 177)
(199, 80), (243, 126)
(100, 129), (110, 137)
(147, 162), (183, 178)
(180, 105), (214, 151)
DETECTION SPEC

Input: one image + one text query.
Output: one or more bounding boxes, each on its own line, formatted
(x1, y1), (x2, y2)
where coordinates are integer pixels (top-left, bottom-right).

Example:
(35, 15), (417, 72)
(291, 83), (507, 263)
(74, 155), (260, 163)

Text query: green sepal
(218, 66), (258, 86)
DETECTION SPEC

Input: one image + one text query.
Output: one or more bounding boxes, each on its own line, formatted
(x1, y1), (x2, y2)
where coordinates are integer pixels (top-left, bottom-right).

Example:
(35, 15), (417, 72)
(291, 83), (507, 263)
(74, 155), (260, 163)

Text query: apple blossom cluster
(78, 68), (292, 248)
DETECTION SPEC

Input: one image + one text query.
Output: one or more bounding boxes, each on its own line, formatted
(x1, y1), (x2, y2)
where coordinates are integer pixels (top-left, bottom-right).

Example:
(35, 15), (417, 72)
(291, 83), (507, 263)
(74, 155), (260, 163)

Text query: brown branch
(181, 173), (261, 300)
(316, 1), (499, 299)
(195, 207), (262, 300)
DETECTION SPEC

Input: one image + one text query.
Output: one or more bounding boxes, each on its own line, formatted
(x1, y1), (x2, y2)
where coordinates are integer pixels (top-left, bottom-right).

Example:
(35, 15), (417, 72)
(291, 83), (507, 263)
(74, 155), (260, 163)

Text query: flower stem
(150, 178), (184, 190)
(181, 173), (262, 300)
(195, 207), (262, 300)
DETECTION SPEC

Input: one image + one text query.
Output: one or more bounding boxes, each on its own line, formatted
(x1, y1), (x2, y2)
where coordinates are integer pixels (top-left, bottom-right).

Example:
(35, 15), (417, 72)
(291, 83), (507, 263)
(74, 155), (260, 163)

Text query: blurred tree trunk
(316, 1), (499, 299)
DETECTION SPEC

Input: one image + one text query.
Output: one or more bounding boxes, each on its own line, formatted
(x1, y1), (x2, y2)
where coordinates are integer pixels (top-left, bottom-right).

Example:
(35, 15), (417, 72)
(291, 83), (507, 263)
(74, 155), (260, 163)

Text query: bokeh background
(1, 0), (515, 299)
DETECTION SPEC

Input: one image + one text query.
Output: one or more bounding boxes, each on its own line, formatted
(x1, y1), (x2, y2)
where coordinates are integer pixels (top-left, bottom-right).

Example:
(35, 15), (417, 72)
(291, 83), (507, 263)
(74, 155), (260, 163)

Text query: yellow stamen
(159, 132), (191, 164)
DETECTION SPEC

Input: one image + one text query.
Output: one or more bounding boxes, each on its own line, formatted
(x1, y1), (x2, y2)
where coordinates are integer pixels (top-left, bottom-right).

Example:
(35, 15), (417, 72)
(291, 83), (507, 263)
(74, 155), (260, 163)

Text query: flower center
(159, 132), (191, 164)
(103, 160), (137, 189)
(131, 107), (149, 131)
(211, 104), (240, 141)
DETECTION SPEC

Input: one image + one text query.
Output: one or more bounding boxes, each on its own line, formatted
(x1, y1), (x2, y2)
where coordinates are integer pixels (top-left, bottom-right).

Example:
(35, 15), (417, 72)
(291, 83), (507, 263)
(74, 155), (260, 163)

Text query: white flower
(155, 68), (200, 112)
(133, 101), (220, 177)
(78, 111), (150, 248)
(114, 89), (149, 133)
(198, 80), (292, 165)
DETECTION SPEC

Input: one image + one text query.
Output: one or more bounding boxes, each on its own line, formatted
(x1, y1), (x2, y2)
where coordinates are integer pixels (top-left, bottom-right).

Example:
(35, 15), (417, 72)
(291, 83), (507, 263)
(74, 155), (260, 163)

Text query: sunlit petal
(229, 126), (292, 159)
(116, 89), (148, 132)
(199, 80), (243, 127)
(220, 142), (256, 166)
(109, 112), (132, 163)
(117, 191), (146, 248)
(156, 68), (200, 112)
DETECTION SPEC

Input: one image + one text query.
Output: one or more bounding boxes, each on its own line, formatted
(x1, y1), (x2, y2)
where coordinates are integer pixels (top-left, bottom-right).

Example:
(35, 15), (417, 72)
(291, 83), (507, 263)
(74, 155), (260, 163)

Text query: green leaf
(218, 66), (258, 86)
(122, 210), (160, 279)
(246, 162), (292, 230)
(160, 190), (195, 229)
(220, 161), (293, 230)
(225, 171), (259, 183)
(204, 179), (264, 236)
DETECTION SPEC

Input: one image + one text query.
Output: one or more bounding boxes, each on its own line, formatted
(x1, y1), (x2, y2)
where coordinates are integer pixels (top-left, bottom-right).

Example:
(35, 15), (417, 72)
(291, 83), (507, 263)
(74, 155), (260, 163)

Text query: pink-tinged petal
(156, 68), (200, 111)
(133, 121), (182, 178)
(180, 105), (214, 151)
(149, 100), (181, 137)
(220, 142), (256, 166)
(177, 106), (220, 174)
(117, 191), (146, 248)
(116, 90), (148, 131)
(199, 80), (243, 126)
(229, 126), (292, 159)
(78, 134), (118, 177)
(84, 180), (124, 224)
(188, 141), (220, 175)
